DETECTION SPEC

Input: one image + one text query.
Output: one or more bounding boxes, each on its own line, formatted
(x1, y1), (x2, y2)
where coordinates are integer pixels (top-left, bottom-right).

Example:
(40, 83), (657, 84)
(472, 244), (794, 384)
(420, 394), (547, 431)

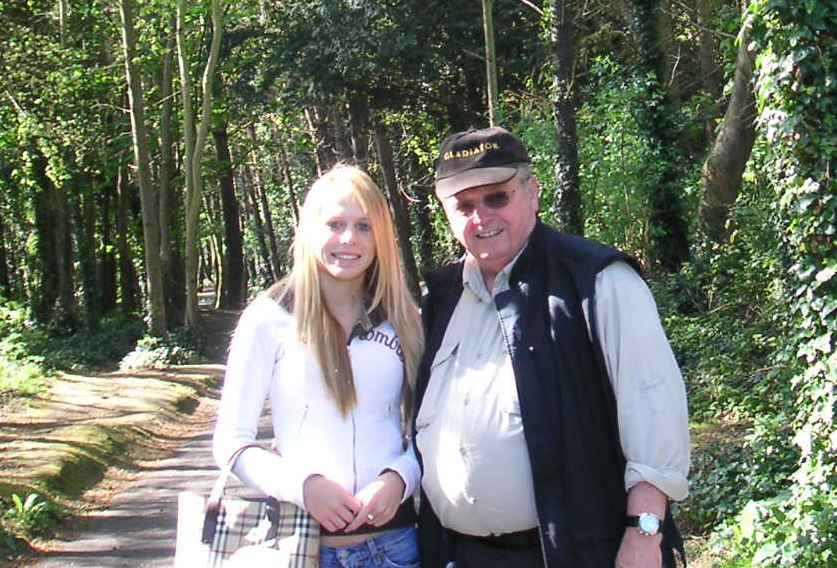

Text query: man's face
(440, 174), (539, 279)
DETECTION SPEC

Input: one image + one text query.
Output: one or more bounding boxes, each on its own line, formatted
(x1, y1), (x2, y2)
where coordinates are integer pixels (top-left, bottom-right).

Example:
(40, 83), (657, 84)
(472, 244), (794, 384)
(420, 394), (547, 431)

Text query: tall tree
(631, 0), (690, 271)
(551, 0), (583, 235)
(698, 13), (757, 243)
(177, 0), (223, 327)
(481, 0), (499, 126)
(373, 120), (419, 298)
(213, 120), (245, 309)
(118, 0), (167, 335)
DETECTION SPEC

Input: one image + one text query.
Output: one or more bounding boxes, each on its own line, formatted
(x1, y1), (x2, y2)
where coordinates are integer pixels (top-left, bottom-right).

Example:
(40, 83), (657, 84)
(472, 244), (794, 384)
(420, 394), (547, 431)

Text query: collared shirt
(415, 253), (689, 536)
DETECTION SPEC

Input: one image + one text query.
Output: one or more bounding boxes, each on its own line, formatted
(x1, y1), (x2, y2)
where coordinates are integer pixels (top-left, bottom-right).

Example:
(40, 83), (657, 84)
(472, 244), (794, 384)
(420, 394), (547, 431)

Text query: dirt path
(4, 307), (248, 567)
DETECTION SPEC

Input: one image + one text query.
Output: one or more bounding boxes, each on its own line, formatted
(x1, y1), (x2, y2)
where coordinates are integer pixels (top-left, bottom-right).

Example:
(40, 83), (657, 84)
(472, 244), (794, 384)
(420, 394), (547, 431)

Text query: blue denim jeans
(319, 526), (419, 568)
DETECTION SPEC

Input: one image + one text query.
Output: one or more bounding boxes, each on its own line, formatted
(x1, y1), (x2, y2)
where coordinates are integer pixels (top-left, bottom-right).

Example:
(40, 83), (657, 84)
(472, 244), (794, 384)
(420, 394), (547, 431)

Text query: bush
(119, 328), (204, 371)
(41, 314), (145, 370)
(2, 493), (61, 539)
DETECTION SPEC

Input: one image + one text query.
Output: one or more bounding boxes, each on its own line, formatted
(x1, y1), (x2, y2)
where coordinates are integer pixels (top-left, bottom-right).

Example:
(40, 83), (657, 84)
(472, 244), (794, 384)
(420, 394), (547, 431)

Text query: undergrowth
(0, 297), (207, 397)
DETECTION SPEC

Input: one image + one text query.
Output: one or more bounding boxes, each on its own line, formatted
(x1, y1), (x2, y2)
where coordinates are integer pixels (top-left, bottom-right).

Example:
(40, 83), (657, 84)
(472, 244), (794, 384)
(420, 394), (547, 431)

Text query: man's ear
(530, 176), (541, 211)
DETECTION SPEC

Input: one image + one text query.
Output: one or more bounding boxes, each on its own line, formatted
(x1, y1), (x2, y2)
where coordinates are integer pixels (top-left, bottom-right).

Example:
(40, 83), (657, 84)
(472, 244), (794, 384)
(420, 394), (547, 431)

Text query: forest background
(0, 0), (833, 566)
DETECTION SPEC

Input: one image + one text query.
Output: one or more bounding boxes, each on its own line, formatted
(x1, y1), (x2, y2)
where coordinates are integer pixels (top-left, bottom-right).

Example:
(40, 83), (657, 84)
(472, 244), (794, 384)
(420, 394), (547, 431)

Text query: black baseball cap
(434, 126), (531, 198)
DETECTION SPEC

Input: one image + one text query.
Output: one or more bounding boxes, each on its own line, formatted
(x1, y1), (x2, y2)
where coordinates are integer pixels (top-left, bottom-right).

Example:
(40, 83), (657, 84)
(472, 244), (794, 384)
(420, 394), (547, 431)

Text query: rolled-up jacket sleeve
(593, 262), (690, 501)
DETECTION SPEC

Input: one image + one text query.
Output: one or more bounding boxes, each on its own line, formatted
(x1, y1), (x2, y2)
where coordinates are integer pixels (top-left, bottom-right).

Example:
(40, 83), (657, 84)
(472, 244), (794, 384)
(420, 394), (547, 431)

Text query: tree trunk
(481, 0), (499, 126)
(333, 102), (353, 163)
(53, 173), (76, 329)
(116, 162), (140, 314)
(698, 15), (757, 243)
(551, 0), (584, 235)
(278, 140), (301, 225)
(248, 124), (282, 276)
(305, 105), (337, 174)
(406, 153), (436, 276)
(159, 16), (181, 327)
(30, 143), (60, 323)
(100, 174), (118, 314)
(348, 96), (369, 166)
(631, 0), (690, 272)
(373, 120), (419, 298)
(241, 163), (274, 283)
(73, 180), (101, 331)
(119, 0), (167, 335)
(0, 215), (9, 299)
(178, 0), (223, 327)
(213, 123), (245, 309)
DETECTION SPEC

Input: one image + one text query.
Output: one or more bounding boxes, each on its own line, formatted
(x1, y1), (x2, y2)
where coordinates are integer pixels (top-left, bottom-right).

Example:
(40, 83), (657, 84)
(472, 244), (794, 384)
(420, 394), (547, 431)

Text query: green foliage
(0, 300), (50, 396)
(40, 314), (146, 370)
(694, 0), (837, 564)
(2, 493), (60, 539)
(119, 328), (204, 371)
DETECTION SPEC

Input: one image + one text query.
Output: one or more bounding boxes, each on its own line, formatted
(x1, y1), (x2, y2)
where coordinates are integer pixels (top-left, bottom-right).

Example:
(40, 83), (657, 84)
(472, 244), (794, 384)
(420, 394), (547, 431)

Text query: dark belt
(321, 500), (418, 536)
(453, 527), (540, 549)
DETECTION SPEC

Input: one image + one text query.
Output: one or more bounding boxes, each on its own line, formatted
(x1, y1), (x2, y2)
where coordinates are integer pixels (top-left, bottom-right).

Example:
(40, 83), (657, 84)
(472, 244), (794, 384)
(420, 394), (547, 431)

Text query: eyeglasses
(450, 187), (516, 217)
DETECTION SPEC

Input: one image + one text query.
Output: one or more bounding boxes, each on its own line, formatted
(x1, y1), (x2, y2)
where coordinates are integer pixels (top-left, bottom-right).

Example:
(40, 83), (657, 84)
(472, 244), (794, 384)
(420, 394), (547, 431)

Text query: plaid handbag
(175, 445), (320, 567)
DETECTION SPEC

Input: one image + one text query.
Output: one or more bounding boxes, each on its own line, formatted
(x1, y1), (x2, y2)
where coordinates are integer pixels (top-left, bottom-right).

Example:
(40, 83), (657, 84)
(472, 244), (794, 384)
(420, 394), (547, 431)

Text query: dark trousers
(453, 536), (544, 568)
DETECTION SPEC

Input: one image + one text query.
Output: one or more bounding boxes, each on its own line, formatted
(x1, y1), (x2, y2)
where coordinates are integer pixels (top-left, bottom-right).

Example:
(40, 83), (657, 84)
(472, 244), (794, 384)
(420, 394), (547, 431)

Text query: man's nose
(469, 204), (491, 225)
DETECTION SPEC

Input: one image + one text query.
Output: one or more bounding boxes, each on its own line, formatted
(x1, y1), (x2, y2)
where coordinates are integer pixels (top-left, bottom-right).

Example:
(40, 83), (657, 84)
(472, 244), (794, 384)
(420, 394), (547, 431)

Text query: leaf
(752, 542), (779, 565)
(815, 266), (836, 283)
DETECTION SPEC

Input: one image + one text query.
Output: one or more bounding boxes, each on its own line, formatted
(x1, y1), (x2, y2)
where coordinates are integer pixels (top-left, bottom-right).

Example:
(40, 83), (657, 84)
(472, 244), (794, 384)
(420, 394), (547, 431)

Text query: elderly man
(413, 127), (689, 568)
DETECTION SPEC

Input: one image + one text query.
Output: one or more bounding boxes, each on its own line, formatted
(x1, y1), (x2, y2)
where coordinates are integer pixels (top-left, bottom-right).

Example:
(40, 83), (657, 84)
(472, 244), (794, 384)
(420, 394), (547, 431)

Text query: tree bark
(72, 179), (101, 331)
(178, 0), (223, 327)
(30, 143), (62, 324)
(241, 163), (274, 283)
(248, 124), (282, 276)
(551, 0), (584, 235)
(304, 105), (337, 174)
(213, 122), (245, 309)
(373, 120), (419, 298)
(158, 16), (182, 327)
(100, 173), (118, 314)
(348, 96), (369, 166)
(0, 214), (9, 299)
(333, 102), (353, 163)
(698, 15), (757, 243)
(481, 0), (499, 126)
(119, 0), (167, 335)
(631, 0), (690, 272)
(116, 162), (140, 315)
(406, 153), (436, 276)
(278, 139), (300, 225)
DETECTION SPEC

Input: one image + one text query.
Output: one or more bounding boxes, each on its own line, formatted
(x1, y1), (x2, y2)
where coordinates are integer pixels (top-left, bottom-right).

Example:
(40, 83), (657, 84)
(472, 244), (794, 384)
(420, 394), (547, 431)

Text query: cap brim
(435, 166), (519, 198)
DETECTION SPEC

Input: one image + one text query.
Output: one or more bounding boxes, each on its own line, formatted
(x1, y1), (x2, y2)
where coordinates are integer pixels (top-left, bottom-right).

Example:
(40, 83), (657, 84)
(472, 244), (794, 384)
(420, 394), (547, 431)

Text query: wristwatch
(626, 512), (662, 536)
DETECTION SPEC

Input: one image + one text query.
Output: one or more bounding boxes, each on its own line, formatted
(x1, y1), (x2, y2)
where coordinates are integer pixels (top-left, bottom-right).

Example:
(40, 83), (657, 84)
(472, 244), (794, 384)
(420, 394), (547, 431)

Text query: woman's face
(314, 193), (377, 284)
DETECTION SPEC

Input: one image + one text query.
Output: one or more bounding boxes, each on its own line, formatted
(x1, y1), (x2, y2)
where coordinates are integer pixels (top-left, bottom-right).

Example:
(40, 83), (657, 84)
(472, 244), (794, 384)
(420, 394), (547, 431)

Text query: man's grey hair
(515, 163), (534, 187)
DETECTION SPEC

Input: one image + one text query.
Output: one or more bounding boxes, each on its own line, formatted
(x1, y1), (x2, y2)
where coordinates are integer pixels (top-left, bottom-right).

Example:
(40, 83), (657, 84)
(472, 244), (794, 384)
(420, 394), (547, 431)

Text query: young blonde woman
(213, 165), (423, 567)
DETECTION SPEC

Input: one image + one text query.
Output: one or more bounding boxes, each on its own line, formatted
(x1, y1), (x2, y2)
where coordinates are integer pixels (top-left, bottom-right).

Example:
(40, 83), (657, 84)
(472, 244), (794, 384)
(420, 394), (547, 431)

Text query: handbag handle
(201, 443), (265, 544)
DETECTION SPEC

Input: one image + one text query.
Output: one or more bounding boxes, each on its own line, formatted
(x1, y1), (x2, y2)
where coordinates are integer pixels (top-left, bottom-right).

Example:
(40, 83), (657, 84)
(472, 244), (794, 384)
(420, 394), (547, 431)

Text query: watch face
(639, 513), (661, 534)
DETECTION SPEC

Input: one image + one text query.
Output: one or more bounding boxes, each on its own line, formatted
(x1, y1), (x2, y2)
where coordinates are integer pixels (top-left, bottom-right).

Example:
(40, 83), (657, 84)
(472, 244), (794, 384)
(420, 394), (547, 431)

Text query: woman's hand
(302, 474), (363, 533)
(344, 470), (406, 532)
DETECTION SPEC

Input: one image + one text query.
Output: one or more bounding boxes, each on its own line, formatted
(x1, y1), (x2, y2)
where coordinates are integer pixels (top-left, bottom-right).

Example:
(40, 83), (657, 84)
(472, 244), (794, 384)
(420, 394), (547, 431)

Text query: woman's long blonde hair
(269, 165), (423, 419)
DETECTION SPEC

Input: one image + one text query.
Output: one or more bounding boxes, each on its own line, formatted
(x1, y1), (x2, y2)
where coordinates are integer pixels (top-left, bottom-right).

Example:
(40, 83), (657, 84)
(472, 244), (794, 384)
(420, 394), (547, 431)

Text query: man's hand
(344, 470), (405, 532)
(302, 474), (363, 533)
(615, 527), (662, 568)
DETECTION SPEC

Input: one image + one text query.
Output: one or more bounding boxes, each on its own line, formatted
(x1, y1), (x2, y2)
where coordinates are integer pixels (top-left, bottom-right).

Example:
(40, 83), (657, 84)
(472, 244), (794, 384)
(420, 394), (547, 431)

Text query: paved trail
(27, 420), (273, 568)
(22, 307), (257, 568)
